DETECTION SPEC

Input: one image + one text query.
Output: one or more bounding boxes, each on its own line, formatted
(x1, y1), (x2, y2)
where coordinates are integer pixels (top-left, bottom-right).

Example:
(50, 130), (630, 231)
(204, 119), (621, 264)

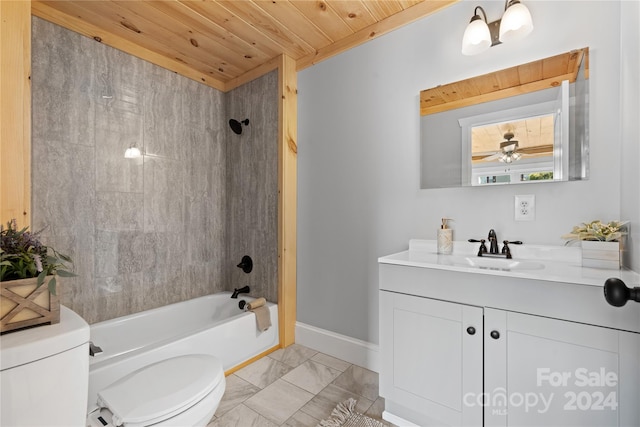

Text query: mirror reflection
(420, 48), (589, 189)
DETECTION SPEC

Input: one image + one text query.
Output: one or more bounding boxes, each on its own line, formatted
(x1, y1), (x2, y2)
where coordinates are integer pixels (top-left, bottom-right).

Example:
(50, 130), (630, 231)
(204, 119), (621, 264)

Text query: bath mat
(317, 398), (386, 427)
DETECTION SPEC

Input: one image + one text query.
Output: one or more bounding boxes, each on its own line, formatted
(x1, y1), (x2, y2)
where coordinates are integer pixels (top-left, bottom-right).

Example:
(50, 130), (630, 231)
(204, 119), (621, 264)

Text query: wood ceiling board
(326, 1), (378, 33)
(218, 1), (315, 58)
(362, 1), (404, 21)
(253, 1), (334, 50)
(290, 1), (354, 43)
(297, 0), (459, 70)
(32, 1), (226, 91)
(34, 0), (460, 89)
(111, 1), (252, 76)
(44, 0), (236, 82)
(146, 1), (269, 66)
(182, 1), (285, 60)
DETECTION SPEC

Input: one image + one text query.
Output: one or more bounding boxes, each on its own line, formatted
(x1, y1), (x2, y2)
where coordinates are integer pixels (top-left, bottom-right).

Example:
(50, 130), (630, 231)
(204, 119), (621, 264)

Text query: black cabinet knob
(604, 278), (640, 307)
(490, 330), (500, 340)
(466, 326), (476, 335)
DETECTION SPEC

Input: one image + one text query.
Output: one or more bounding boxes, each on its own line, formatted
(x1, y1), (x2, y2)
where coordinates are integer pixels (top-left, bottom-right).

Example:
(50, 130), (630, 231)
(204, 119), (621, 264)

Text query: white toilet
(86, 354), (226, 427)
(1, 306), (90, 426)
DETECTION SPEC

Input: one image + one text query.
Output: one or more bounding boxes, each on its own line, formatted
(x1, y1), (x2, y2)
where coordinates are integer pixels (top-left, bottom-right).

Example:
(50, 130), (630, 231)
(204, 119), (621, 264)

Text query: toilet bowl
(87, 354), (226, 427)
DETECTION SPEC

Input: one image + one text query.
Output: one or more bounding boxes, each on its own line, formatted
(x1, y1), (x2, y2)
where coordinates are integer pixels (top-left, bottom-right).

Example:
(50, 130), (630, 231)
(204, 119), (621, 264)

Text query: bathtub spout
(231, 286), (250, 299)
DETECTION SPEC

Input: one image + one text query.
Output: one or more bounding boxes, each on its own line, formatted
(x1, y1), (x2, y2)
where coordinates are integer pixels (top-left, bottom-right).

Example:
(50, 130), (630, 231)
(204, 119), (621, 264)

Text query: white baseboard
(295, 322), (379, 372)
(382, 411), (419, 427)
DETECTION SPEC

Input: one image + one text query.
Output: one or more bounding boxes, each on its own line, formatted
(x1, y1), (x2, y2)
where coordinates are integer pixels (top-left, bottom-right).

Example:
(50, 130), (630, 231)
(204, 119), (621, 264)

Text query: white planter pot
(581, 240), (621, 269)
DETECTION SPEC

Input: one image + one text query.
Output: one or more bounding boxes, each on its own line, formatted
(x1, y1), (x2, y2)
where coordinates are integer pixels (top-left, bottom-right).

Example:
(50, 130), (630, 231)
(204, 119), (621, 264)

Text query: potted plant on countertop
(1, 219), (76, 333)
(562, 220), (628, 269)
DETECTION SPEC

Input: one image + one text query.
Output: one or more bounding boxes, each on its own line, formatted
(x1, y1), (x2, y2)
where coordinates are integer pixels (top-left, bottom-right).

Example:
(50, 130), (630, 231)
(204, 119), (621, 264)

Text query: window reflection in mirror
(420, 48), (589, 189)
(460, 81), (569, 186)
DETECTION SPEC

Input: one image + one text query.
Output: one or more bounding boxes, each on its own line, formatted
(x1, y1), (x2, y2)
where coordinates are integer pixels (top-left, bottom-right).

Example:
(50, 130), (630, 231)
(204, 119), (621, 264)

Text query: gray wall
(226, 71), (279, 304)
(31, 17), (278, 324)
(298, 1), (636, 344)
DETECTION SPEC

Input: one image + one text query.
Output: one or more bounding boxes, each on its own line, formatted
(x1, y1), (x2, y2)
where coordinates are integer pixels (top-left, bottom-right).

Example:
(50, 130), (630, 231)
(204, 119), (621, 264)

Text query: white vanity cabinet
(379, 258), (640, 427)
(483, 308), (639, 427)
(379, 291), (483, 426)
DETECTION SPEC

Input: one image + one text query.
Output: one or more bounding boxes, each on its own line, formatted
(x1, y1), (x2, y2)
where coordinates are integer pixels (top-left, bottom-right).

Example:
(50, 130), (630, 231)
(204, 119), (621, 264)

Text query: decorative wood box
(1, 276), (60, 334)
(581, 241), (621, 270)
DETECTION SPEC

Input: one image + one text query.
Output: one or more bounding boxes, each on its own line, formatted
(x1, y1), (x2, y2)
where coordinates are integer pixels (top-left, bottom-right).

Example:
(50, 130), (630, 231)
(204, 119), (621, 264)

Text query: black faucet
(488, 229), (499, 254)
(469, 231), (523, 259)
(231, 285), (250, 299)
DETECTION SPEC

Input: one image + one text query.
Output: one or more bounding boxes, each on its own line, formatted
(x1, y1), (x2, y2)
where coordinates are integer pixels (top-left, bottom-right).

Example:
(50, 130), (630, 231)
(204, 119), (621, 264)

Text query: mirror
(420, 48), (589, 189)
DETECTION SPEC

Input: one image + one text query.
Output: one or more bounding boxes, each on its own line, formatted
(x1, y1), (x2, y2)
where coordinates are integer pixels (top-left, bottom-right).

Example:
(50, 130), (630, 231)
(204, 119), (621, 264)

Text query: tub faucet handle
(89, 342), (103, 357)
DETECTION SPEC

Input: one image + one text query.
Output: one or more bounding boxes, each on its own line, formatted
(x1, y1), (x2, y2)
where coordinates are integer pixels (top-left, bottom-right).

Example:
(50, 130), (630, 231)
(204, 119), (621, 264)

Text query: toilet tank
(1, 306), (90, 426)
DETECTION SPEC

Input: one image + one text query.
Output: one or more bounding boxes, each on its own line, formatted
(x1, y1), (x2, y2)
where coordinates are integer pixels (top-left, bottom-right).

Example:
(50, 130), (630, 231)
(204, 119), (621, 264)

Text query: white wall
(298, 1), (631, 344)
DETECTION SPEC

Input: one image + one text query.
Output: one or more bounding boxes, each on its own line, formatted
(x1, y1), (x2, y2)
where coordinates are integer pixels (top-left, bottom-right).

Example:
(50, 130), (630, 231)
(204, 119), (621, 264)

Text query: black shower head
(229, 118), (250, 135)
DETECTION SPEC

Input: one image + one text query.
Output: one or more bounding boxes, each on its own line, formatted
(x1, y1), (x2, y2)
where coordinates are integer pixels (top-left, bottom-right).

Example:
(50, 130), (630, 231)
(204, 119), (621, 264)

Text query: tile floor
(207, 344), (393, 427)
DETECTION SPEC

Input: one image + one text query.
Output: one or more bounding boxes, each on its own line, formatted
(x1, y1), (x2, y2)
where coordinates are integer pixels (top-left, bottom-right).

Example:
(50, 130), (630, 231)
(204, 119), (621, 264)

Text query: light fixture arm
(462, 0), (533, 55)
(473, 6), (487, 23)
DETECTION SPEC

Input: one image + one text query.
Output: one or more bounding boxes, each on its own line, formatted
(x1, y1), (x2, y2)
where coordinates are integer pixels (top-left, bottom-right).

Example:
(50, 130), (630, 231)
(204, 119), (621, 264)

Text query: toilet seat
(96, 354), (224, 427)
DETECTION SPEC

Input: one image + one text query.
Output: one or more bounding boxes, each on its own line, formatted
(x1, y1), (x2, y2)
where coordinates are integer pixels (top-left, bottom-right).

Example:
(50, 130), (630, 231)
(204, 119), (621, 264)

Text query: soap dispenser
(437, 218), (453, 254)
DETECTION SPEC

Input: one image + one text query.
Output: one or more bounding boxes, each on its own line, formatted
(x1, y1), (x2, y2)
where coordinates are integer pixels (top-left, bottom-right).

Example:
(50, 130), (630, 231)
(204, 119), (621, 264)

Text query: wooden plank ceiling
(32, 0), (458, 91)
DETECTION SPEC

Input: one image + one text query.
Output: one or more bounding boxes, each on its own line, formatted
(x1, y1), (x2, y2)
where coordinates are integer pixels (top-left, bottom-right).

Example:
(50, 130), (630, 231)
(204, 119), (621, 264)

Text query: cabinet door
(485, 309), (640, 427)
(380, 291), (483, 426)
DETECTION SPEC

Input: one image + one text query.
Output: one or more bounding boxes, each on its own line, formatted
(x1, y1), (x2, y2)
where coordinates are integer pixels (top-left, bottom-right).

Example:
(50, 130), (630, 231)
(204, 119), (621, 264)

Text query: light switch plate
(515, 195), (535, 221)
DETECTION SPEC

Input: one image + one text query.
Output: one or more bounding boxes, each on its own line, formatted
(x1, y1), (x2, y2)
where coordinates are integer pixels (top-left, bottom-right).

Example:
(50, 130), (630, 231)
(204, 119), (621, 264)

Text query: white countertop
(379, 240), (640, 287)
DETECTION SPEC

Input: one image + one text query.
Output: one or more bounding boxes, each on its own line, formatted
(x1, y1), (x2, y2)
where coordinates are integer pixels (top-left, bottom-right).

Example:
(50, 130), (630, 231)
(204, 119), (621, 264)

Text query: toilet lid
(97, 354), (224, 427)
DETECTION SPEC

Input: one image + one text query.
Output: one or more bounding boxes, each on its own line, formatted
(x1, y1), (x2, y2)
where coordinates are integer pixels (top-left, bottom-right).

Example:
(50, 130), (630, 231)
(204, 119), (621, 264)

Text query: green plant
(562, 220), (628, 242)
(528, 171), (553, 181)
(0, 219), (75, 295)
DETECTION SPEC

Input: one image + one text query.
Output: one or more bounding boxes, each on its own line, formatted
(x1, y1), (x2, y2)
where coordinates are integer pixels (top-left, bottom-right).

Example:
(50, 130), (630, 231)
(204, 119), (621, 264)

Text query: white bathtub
(86, 292), (278, 413)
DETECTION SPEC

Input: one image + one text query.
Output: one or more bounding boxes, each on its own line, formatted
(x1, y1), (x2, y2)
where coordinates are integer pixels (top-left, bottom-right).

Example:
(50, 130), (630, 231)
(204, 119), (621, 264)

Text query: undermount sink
(444, 256), (545, 271)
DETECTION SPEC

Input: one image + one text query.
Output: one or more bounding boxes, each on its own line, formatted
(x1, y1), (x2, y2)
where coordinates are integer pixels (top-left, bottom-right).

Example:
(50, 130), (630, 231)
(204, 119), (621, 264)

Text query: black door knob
(490, 330), (500, 340)
(467, 326), (476, 335)
(604, 278), (640, 307)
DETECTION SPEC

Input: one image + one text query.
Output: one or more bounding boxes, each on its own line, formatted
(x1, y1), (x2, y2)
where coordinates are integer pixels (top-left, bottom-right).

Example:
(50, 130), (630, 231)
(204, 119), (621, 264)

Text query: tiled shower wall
(226, 73), (279, 304)
(30, 17), (278, 324)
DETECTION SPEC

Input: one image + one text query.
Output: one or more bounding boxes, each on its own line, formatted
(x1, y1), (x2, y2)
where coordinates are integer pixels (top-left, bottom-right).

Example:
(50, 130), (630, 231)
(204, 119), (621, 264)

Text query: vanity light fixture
(124, 146), (142, 158)
(461, 0), (534, 56)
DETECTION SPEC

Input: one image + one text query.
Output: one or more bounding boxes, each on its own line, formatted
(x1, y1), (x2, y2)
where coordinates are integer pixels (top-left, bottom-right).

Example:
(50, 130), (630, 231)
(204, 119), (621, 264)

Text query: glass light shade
(499, 2), (533, 43)
(124, 147), (141, 158)
(461, 18), (491, 56)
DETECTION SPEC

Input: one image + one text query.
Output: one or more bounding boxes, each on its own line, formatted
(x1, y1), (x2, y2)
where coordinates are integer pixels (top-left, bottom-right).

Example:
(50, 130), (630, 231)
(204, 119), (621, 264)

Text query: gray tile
(311, 353), (352, 372)
(235, 356), (293, 389)
(143, 156), (184, 233)
(95, 230), (118, 278)
(283, 410), (320, 427)
(269, 344), (318, 368)
(117, 231), (144, 274)
(207, 403), (277, 427)
(299, 384), (373, 421)
(96, 192), (143, 231)
(94, 105), (144, 194)
(215, 375), (261, 417)
(282, 360), (342, 394)
(332, 365), (380, 402)
(244, 380), (314, 425)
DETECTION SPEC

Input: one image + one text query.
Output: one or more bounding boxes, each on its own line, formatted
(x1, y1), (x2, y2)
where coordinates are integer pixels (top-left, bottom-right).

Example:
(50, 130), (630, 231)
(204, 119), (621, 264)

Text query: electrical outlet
(515, 195), (535, 221)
